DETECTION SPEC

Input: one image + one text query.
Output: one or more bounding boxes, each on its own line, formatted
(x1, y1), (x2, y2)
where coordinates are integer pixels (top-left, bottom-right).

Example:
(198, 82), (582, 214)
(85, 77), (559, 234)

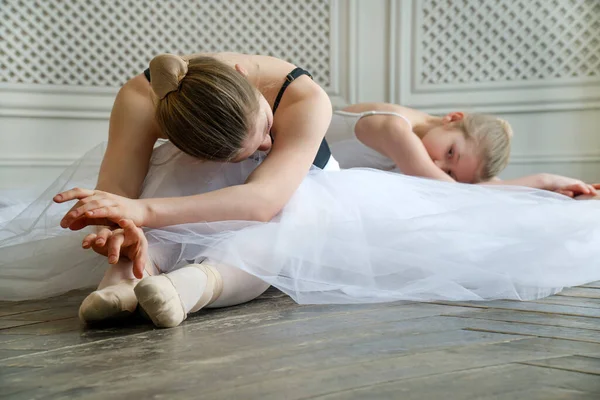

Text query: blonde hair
(456, 114), (513, 181)
(149, 54), (260, 160)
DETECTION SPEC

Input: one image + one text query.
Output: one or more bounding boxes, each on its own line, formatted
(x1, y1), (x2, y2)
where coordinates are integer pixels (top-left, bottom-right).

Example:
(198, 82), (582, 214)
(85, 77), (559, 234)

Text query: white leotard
(327, 110), (412, 172)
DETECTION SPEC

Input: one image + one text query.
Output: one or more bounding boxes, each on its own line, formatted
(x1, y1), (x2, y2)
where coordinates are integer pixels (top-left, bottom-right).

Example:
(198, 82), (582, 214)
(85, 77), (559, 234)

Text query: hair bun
(149, 54), (189, 99)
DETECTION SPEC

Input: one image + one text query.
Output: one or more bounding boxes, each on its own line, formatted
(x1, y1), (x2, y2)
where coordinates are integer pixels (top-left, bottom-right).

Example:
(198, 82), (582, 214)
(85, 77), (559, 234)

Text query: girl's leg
(207, 263), (271, 308)
(134, 261), (269, 328)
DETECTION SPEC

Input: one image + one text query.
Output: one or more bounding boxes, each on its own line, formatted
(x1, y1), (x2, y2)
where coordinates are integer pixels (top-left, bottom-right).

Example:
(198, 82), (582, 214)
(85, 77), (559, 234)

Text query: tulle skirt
(1, 141), (599, 303)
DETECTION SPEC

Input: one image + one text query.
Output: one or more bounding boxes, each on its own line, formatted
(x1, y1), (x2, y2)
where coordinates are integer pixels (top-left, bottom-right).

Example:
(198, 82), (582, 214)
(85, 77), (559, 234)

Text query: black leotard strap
(272, 68), (332, 169)
(272, 67), (312, 115)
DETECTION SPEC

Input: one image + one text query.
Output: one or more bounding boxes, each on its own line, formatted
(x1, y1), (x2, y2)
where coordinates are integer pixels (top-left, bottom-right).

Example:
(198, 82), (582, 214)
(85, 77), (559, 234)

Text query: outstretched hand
(542, 175), (599, 197)
(54, 188), (149, 230)
(572, 184), (600, 200)
(81, 219), (148, 279)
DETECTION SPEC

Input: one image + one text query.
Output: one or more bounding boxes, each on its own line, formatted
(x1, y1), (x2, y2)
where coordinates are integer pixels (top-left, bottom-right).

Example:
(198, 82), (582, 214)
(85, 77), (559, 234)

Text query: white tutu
(1, 141), (599, 303)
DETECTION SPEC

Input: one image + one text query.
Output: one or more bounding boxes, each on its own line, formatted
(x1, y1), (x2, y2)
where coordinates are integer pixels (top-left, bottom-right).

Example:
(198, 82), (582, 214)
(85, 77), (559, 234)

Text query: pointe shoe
(134, 275), (185, 328)
(134, 264), (223, 328)
(78, 280), (139, 323)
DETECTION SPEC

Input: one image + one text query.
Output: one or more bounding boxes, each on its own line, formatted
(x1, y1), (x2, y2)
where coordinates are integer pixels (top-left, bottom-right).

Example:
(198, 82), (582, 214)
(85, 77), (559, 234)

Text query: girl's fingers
(118, 219), (135, 230)
(555, 190), (574, 198)
(69, 217), (117, 231)
(132, 246), (147, 280)
(565, 183), (588, 195)
(60, 197), (112, 228)
(85, 206), (121, 220)
(94, 228), (113, 247)
(82, 233), (97, 249)
(119, 219), (141, 244)
(119, 219), (147, 279)
(575, 183), (589, 194)
(107, 234), (125, 264)
(70, 198), (112, 219)
(54, 188), (96, 203)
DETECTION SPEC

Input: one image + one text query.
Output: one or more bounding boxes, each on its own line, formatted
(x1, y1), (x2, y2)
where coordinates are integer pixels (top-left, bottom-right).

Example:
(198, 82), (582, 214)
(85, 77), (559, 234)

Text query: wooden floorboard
(556, 287), (600, 299)
(581, 281), (600, 289)
(1, 286), (600, 399)
(520, 355), (600, 376)
(311, 364), (600, 400)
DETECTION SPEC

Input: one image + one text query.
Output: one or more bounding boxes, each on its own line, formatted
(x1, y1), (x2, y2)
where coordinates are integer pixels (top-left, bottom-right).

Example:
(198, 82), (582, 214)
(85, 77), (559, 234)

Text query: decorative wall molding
(3, 153), (600, 169)
(0, 0), (356, 117)
(391, 0), (600, 112)
(0, 84), (115, 119)
(0, 156), (80, 168)
(510, 153), (600, 165)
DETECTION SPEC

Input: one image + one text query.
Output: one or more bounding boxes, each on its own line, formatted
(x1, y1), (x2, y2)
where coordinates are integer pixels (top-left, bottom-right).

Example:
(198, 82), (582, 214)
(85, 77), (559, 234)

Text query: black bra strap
(272, 67), (312, 116)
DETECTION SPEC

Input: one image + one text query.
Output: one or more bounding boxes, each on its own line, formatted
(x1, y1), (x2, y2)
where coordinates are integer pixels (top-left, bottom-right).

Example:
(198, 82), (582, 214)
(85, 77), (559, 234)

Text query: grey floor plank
(0, 311), (484, 366)
(557, 287), (600, 299)
(455, 316), (600, 343)
(483, 337), (600, 357)
(0, 289), (89, 313)
(483, 388), (598, 400)
(0, 330), (527, 400)
(448, 309), (600, 331)
(3, 286), (600, 400)
(581, 281), (600, 289)
(483, 387), (600, 400)
(0, 295), (435, 358)
(0, 317), (82, 336)
(0, 334), (32, 345)
(0, 302), (55, 318)
(1, 306), (82, 322)
(521, 355), (600, 375)
(432, 300), (600, 318)
(202, 340), (594, 400)
(0, 349), (41, 360)
(532, 296), (600, 309)
(0, 302), (474, 364)
(0, 320), (43, 330)
(312, 364), (600, 400)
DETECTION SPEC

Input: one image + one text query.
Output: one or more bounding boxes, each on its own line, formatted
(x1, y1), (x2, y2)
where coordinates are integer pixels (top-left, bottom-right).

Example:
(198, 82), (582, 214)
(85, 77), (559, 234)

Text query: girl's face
(233, 93), (274, 162)
(421, 123), (482, 183)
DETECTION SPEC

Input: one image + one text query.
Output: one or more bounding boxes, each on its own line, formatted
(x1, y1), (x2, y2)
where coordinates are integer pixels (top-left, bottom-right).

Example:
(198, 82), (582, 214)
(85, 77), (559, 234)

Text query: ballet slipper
(134, 264), (223, 328)
(78, 280), (139, 323)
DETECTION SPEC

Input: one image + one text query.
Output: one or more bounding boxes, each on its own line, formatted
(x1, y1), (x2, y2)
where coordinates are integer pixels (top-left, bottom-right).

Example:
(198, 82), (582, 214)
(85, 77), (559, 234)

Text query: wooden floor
(1, 284), (600, 400)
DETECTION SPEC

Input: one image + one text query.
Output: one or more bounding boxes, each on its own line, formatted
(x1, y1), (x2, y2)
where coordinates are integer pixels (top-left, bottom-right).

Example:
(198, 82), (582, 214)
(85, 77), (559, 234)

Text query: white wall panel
(1, 0), (598, 190)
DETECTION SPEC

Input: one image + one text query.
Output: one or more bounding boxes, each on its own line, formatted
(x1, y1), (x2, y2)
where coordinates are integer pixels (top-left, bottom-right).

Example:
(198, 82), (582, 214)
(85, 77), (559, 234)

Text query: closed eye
(447, 145), (454, 159)
(264, 111), (270, 137)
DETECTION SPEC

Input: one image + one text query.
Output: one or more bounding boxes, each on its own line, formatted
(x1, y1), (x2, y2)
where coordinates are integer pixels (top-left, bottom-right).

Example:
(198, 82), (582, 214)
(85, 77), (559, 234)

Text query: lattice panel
(0, 0), (331, 87)
(418, 0), (600, 85)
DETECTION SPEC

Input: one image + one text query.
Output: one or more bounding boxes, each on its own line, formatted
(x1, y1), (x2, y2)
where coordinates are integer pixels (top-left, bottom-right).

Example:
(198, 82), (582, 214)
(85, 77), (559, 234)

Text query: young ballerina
(328, 103), (598, 197)
(42, 52), (336, 324)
